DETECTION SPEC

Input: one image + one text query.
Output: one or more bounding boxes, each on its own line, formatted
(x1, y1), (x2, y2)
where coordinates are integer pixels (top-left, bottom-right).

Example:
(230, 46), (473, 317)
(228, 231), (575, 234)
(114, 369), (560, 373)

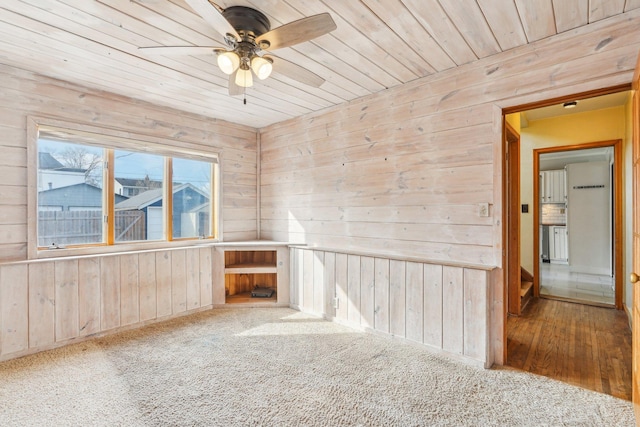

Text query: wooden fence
(38, 210), (145, 246)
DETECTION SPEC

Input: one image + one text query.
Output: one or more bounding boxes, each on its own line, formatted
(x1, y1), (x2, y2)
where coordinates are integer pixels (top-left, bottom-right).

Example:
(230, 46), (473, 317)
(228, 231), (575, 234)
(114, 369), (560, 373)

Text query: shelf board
(226, 291), (277, 305)
(225, 263), (277, 274)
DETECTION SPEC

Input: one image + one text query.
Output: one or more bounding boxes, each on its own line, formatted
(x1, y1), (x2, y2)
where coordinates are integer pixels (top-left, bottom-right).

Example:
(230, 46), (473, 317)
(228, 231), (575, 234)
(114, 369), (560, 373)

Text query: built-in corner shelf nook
(216, 242), (290, 307)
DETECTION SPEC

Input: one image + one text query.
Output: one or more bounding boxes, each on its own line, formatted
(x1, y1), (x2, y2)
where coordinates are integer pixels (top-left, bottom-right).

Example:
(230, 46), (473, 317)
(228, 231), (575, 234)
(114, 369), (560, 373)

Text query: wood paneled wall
(0, 64), (258, 360)
(1, 9), (639, 367)
(290, 247), (494, 367)
(0, 63), (259, 262)
(0, 246), (223, 361)
(261, 13), (640, 366)
(259, 11), (640, 267)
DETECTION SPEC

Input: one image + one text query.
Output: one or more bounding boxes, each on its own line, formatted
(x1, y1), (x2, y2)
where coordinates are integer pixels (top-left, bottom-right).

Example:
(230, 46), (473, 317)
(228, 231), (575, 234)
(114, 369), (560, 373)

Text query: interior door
(632, 52), (640, 424)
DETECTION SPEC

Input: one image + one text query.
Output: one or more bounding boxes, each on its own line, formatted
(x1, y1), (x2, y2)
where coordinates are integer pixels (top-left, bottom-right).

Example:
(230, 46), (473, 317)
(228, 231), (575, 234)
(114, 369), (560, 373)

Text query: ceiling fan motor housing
(222, 6), (271, 39)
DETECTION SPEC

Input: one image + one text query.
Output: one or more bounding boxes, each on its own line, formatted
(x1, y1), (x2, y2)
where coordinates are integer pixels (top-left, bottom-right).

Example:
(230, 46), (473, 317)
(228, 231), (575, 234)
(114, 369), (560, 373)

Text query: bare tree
(58, 146), (102, 186)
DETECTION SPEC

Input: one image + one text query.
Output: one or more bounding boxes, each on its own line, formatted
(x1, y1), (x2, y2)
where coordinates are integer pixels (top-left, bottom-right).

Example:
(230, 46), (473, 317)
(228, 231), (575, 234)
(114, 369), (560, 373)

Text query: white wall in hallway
(566, 161), (611, 276)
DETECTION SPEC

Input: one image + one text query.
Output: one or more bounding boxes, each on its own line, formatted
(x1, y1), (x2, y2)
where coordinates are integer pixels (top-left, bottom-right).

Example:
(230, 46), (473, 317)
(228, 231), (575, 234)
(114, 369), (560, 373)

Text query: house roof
(38, 152), (87, 174)
(38, 152), (64, 170)
(115, 177), (162, 187)
(114, 187), (163, 210)
(115, 183), (209, 211)
(39, 182), (128, 207)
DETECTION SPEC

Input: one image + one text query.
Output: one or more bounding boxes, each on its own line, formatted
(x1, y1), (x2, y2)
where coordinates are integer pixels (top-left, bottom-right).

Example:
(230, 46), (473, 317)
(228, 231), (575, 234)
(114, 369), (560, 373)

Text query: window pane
(114, 150), (164, 242)
(172, 158), (212, 239)
(37, 139), (104, 247)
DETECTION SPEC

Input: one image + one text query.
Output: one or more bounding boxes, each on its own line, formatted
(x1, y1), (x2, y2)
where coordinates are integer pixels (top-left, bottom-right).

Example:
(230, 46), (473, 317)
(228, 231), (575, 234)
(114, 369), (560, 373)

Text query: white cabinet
(549, 226), (568, 263)
(540, 169), (566, 204)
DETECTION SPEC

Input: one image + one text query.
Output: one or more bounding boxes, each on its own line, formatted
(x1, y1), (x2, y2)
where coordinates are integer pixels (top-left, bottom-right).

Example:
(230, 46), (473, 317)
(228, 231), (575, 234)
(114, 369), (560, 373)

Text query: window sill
(33, 238), (221, 261)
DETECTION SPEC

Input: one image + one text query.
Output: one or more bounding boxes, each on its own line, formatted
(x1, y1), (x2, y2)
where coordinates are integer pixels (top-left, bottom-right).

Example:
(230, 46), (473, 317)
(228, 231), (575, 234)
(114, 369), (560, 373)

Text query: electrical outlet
(332, 297), (340, 309)
(478, 203), (489, 217)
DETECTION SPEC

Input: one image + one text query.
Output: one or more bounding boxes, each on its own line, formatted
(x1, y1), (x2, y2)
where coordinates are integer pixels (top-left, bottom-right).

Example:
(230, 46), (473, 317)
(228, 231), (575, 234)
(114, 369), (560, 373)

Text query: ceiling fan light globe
(251, 56), (273, 80)
(235, 68), (253, 87)
(217, 51), (240, 75)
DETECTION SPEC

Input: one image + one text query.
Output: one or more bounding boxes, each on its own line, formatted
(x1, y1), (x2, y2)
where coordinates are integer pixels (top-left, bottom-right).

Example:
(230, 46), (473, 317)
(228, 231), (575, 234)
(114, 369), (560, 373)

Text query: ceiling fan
(139, 0), (337, 98)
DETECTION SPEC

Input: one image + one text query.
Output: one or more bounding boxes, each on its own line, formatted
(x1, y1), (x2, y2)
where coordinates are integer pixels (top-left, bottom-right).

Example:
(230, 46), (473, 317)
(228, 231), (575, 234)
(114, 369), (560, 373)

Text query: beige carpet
(0, 308), (634, 426)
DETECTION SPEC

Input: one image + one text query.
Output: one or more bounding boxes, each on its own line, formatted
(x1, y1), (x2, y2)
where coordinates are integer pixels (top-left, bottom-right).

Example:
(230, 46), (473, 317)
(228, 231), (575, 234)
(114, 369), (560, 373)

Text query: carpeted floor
(0, 308), (634, 426)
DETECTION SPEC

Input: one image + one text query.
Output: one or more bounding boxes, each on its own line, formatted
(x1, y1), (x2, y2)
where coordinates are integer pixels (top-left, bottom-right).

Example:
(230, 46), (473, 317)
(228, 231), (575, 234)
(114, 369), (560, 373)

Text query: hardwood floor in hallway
(507, 297), (632, 400)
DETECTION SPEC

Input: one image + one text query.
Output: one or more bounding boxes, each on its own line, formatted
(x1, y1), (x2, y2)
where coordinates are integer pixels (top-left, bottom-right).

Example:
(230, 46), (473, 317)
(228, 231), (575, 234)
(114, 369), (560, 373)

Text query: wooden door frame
(501, 84), (631, 366)
(630, 50), (640, 424)
(505, 122), (521, 315)
(533, 140), (623, 309)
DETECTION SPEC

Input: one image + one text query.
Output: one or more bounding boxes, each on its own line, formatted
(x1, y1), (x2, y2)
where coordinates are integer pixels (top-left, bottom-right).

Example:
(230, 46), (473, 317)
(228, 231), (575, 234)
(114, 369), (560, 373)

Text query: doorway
(535, 143), (621, 307)
(502, 88), (633, 397)
(504, 89), (630, 314)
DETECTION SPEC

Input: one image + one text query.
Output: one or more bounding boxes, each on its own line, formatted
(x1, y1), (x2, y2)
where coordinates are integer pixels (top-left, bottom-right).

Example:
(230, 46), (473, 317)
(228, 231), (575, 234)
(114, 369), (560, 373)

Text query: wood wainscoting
(0, 245), (222, 361)
(0, 241), (291, 362)
(289, 246), (499, 368)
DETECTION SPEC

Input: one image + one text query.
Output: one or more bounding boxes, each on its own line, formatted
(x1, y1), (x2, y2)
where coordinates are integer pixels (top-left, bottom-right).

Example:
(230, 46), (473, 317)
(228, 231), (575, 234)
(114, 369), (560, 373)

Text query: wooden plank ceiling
(1, 0), (639, 128)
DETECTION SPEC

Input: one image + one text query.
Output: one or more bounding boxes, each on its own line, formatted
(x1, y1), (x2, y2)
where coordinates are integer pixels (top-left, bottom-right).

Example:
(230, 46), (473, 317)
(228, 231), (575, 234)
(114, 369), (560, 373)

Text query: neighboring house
(115, 183), (209, 239)
(37, 152), (87, 191)
(115, 176), (162, 198)
(37, 183), (129, 247)
(37, 182), (127, 211)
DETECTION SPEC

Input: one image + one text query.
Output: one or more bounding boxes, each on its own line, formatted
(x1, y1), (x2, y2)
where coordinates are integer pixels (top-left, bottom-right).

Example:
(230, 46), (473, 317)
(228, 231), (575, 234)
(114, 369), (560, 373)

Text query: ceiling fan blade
(185, 0), (240, 41)
(138, 46), (222, 56)
(228, 71), (243, 96)
(271, 56), (325, 88)
(255, 13), (336, 50)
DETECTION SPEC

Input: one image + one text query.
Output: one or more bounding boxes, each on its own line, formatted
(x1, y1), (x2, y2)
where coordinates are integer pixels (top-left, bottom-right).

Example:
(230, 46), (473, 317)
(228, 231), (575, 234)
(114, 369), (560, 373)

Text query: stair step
(520, 281), (533, 298)
(521, 267), (534, 283)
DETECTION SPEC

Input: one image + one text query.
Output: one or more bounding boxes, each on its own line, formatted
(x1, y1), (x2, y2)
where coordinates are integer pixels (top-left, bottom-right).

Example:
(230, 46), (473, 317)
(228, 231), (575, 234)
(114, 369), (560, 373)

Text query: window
(37, 140), (105, 247)
(172, 157), (212, 239)
(114, 150), (164, 242)
(35, 125), (220, 251)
